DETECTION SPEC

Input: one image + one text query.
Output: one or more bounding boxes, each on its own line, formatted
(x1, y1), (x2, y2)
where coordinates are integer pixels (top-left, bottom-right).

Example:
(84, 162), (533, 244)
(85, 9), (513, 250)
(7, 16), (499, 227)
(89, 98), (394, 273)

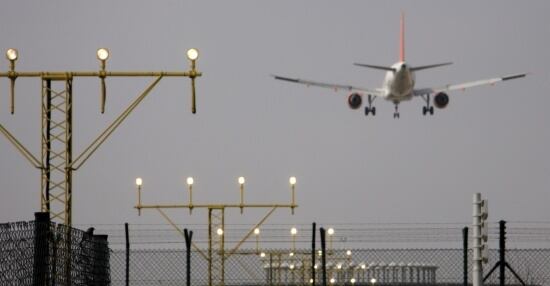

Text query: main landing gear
(421, 94), (434, 116)
(364, 95), (376, 116)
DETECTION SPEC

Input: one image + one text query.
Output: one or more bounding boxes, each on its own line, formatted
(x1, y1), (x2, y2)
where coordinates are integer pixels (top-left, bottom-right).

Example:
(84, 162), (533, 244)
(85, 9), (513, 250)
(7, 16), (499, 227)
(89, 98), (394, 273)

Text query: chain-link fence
(0, 213), (110, 285)
(109, 248), (550, 286)
(102, 222), (550, 286)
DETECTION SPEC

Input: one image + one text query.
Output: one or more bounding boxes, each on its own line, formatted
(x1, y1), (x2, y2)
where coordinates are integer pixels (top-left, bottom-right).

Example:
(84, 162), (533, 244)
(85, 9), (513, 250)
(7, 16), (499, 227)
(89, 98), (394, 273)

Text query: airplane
(272, 13), (527, 118)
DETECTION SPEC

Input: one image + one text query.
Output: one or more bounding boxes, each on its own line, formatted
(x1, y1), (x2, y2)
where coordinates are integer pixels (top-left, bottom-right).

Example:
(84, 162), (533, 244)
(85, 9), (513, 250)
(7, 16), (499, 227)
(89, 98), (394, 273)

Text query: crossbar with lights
(0, 48), (202, 226)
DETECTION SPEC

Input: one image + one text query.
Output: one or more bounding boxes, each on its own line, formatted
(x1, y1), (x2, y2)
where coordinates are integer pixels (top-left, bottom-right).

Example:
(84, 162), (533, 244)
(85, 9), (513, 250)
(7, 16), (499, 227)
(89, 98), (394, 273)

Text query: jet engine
(347, 93), (362, 109)
(434, 92), (449, 109)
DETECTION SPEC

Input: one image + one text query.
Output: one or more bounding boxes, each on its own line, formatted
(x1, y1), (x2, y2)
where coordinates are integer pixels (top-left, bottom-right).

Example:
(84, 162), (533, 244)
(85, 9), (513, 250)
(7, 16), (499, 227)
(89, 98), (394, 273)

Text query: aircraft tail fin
(410, 62), (453, 72)
(400, 12), (405, 62)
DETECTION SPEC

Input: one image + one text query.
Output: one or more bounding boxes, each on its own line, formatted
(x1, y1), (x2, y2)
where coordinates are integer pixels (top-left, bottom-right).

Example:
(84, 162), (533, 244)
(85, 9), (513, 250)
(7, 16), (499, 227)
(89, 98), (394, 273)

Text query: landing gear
(364, 95), (377, 116)
(393, 103), (400, 119)
(365, 106), (376, 116)
(422, 106), (434, 115)
(421, 94), (435, 116)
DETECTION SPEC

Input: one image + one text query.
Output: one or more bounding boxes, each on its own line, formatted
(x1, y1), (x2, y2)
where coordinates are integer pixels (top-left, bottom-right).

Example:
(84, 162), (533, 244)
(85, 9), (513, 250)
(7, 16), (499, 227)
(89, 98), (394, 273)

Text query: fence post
(312, 222), (316, 286)
(92, 234), (110, 286)
(320, 227), (327, 286)
(463, 227), (469, 286)
(184, 229), (193, 286)
(499, 221), (506, 286)
(125, 223), (130, 286)
(33, 212), (50, 286)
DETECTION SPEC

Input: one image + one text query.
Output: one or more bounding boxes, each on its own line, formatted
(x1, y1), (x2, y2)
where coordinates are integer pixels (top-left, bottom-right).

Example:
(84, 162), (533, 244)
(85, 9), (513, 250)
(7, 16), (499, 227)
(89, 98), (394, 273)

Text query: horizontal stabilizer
(410, 62), (453, 71)
(353, 63), (395, 72)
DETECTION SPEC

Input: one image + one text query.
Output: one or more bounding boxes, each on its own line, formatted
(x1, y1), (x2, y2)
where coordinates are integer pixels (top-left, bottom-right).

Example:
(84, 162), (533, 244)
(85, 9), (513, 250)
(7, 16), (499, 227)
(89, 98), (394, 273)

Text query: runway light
(135, 177), (143, 187)
(186, 177), (194, 186)
(187, 48), (199, 61)
(289, 176), (297, 185)
(238, 176), (245, 185)
(96, 48), (110, 61)
(6, 48), (18, 61)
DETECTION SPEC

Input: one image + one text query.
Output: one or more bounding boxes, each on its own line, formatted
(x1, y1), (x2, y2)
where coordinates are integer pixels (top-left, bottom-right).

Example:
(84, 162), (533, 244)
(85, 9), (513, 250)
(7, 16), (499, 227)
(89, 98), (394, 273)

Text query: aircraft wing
(272, 74), (384, 96)
(413, 73), (527, 96)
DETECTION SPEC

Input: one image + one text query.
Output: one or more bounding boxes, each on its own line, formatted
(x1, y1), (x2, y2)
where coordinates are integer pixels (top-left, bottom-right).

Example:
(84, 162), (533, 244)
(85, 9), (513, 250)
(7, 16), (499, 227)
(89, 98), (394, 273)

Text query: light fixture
(187, 48), (199, 61)
(291, 227), (297, 235)
(254, 228), (260, 235)
(96, 48), (110, 61)
(309, 278), (314, 284)
(289, 176), (297, 185)
(6, 48), (18, 61)
(260, 252), (266, 257)
(370, 278), (377, 284)
(346, 250), (352, 256)
(238, 176), (245, 185)
(289, 252), (294, 257)
(217, 228), (224, 236)
(135, 177), (143, 187)
(328, 228), (334, 235)
(360, 263), (366, 269)
(186, 177), (194, 186)
(330, 278), (336, 284)
(351, 278), (356, 284)
(337, 263), (342, 270)
(289, 264), (295, 270)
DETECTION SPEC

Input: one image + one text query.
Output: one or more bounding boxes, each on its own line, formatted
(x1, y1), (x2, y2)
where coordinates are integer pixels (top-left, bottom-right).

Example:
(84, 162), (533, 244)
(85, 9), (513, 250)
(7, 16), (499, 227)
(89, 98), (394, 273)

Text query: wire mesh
(0, 217), (110, 286)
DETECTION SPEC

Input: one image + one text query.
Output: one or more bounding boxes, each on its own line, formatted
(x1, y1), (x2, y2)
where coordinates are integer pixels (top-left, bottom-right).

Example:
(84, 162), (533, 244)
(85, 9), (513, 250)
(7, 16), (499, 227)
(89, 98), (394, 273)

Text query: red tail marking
(400, 12), (405, 62)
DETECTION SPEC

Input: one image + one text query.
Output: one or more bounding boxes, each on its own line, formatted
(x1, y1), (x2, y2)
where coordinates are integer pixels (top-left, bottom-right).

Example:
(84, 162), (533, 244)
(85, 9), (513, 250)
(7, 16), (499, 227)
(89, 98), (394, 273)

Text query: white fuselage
(382, 62), (416, 103)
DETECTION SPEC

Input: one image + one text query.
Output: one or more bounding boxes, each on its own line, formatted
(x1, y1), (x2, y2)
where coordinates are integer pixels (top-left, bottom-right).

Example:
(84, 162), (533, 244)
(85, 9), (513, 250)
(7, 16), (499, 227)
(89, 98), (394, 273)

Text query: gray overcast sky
(0, 1), (549, 229)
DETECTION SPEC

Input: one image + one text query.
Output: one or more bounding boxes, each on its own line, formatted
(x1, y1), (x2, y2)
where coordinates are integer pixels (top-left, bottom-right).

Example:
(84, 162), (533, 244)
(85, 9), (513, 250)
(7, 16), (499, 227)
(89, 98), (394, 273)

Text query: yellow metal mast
(0, 48), (202, 226)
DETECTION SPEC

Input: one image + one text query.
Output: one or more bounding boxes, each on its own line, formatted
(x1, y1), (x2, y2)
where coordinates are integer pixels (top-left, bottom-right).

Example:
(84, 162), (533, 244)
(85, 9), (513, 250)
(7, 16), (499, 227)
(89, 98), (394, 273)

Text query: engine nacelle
(434, 92), (449, 109)
(347, 93), (362, 109)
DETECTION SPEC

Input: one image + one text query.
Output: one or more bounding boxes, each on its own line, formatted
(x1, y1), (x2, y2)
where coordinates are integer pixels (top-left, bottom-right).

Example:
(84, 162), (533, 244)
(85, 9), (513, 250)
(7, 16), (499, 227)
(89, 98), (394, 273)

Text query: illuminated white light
(238, 176), (245, 185)
(260, 252), (266, 257)
(337, 263), (342, 269)
(6, 48), (18, 61)
(351, 278), (356, 284)
(186, 177), (194, 186)
(314, 264), (318, 269)
(290, 227), (297, 235)
(289, 176), (297, 185)
(217, 228), (224, 236)
(346, 250), (352, 256)
(187, 48), (199, 60)
(360, 264), (366, 269)
(135, 178), (143, 186)
(96, 48), (109, 61)
(370, 278), (377, 284)
(330, 278), (336, 284)
(289, 264), (295, 270)
(318, 250), (322, 256)
(309, 278), (314, 284)
(289, 252), (294, 257)
(254, 228), (260, 235)
(328, 228), (334, 235)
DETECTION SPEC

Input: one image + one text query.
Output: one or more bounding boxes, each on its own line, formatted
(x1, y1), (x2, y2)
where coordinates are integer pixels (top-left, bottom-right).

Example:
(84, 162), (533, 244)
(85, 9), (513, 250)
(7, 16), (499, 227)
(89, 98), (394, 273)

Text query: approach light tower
(0, 48), (201, 226)
(134, 176), (298, 286)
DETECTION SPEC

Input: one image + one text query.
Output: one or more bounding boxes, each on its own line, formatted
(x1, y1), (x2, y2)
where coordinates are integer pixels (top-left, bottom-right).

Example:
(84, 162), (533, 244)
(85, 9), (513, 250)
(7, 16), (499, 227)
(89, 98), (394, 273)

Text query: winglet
(400, 12), (405, 62)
